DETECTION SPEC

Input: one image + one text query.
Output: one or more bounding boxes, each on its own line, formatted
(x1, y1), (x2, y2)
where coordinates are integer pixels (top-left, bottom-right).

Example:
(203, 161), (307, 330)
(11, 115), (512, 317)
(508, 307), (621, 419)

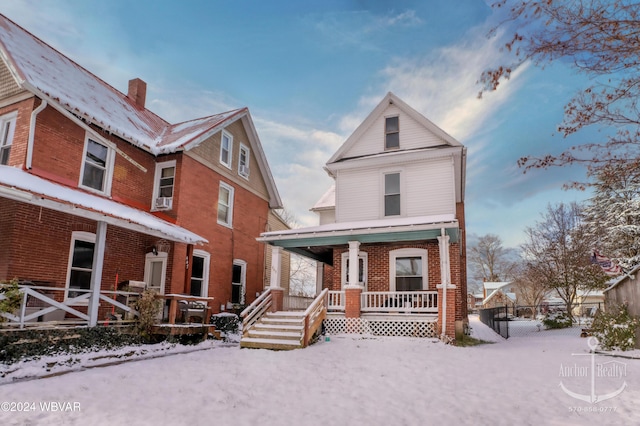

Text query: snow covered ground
(1, 316), (639, 426)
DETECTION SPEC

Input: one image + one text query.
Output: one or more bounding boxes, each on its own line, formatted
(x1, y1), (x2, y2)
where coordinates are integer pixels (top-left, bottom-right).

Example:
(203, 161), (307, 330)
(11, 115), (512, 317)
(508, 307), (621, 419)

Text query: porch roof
(0, 166), (207, 245)
(258, 214), (459, 264)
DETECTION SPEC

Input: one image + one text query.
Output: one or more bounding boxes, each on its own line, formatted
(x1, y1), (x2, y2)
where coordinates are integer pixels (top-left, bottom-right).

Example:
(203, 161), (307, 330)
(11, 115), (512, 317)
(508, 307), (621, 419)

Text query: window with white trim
(217, 182), (234, 227)
(389, 248), (428, 292)
(65, 231), (95, 300)
(238, 143), (250, 178)
(152, 160), (176, 210)
(385, 116), (399, 150)
(341, 251), (368, 289)
(80, 135), (114, 194)
(231, 259), (246, 304)
(0, 113), (16, 165)
(220, 131), (233, 168)
(190, 250), (210, 298)
(384, 172), (401, 216)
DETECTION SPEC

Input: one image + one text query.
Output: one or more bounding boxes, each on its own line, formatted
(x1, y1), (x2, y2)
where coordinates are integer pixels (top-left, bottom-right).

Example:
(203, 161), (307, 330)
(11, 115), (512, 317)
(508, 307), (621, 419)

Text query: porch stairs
(240, 311), (305, 350)
(239, 288), (328, 351)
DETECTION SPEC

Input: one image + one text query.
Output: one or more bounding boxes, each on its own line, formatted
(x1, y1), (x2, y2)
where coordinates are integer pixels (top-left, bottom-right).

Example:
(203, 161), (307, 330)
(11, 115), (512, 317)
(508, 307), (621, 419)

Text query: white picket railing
(328, 290), (345, 311)
(283, 295), (315, 311)
(302, 288), (328, 347)
(361, 291), (438, 313)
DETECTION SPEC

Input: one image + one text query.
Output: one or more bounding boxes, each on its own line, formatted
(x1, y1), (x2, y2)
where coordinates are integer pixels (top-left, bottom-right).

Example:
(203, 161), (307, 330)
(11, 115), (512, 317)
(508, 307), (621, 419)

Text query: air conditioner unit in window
(154, 196), (172, 210)
(239, 165), (250, 176)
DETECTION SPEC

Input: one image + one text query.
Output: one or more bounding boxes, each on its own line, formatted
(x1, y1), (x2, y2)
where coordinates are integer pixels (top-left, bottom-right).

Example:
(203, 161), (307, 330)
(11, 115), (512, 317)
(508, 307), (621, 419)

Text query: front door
(144, 252), (167, 294)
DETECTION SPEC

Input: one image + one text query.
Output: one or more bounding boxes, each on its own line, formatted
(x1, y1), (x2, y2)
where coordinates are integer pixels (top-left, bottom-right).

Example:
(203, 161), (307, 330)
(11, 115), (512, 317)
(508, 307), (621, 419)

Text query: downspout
(26, 99), (47, 169)
(440, 227), (448, 337)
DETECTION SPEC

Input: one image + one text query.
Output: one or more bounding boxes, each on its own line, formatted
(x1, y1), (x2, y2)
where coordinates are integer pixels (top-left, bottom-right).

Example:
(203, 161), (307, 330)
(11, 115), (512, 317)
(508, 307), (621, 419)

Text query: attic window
(385, 116), (399, 150)
(220, 131), (233, 169)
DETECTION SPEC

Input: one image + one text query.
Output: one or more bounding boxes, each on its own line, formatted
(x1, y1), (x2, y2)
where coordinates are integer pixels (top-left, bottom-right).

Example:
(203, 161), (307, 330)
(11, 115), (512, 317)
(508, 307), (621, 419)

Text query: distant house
(467, 293), (484, 312)
(0, 14), (284, 326)
(251, 92), (468, 348)
(482, 282), (517, 309)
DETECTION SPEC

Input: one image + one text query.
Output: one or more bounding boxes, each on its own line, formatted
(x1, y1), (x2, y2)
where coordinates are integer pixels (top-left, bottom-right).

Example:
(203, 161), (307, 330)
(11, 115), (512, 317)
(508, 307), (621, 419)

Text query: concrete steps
(240, 312), (306, 350)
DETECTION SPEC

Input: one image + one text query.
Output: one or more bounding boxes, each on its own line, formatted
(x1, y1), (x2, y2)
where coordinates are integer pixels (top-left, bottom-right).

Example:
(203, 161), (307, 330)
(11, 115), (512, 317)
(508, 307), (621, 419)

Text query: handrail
(241, 289), (273, 337)
(302, 288), (328, 347)
(240, 288), (271, 318)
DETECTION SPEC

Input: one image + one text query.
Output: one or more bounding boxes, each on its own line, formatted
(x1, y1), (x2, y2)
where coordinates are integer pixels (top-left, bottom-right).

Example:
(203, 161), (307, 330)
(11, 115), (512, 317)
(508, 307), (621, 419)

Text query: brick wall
(0, 97), (36, 168)
(174, 155), (270, 311)
(330, 241), (449, 292)
(0, 200), (160, 317)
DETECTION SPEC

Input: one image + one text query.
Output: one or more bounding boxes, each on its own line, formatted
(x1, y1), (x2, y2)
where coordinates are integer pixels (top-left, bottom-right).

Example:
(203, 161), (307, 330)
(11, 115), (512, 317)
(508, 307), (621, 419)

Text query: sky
(2, 0), (597, 250)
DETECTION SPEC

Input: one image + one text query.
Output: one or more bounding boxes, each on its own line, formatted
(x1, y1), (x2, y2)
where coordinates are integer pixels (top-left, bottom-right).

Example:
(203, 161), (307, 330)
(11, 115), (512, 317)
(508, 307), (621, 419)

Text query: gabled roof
(0, 14), (281, 208)
(327, 92), (462, 165)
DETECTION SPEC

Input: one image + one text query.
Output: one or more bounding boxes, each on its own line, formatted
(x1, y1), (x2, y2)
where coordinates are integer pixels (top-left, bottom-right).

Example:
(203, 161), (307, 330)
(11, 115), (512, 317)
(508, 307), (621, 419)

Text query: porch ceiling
(0, 166), (207, 245)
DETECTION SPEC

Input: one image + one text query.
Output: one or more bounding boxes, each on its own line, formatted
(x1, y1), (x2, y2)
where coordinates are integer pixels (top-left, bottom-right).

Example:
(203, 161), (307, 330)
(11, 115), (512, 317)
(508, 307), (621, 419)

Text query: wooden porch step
(247, 330), (302, 340)
(240, 337), (303, 350)
(260, 317), (304, 326)
(254, 323), (304, 332)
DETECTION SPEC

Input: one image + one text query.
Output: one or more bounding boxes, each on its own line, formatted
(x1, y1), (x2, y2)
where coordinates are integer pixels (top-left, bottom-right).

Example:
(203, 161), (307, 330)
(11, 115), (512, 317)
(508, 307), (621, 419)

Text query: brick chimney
(127, 78), (147, 108)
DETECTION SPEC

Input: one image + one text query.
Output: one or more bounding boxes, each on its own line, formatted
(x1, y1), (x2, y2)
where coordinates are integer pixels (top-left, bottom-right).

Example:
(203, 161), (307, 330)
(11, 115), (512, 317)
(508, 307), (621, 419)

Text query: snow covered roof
(311, 185), (335, 211)
(0, 166), (206, 244)
(483, 282), (512, 292)
(0, 14), (242, 155)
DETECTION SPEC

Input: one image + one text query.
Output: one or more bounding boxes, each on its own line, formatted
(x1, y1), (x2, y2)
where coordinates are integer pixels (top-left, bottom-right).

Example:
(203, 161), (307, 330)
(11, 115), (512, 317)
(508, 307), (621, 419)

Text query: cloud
(311, 9), (423, 52)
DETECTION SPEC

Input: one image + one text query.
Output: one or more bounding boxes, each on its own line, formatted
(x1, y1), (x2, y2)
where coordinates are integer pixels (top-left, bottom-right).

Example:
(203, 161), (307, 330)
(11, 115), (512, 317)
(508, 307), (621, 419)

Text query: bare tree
(480, 1), (640, 180)
(468, 234), (517, 284)
(512, 262), (547, 318)
(521, 202), (608, 320)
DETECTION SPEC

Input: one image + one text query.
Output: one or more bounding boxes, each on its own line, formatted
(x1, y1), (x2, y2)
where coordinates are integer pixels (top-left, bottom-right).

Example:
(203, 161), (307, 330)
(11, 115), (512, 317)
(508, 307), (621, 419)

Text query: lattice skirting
(323, 317), (437, 338)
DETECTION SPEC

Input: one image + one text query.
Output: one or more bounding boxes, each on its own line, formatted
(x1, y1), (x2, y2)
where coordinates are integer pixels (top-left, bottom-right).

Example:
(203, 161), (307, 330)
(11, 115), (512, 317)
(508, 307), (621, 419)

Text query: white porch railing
(283, 295), (315, 311)
(0, 284), (140, 328)
(361, 291), (438, 314)
(328, 290), (345, 312)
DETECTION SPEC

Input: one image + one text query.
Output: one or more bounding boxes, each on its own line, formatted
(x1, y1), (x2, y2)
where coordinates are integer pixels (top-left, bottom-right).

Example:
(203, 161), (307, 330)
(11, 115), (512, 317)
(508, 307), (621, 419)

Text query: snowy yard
(1, 316), (639, 426)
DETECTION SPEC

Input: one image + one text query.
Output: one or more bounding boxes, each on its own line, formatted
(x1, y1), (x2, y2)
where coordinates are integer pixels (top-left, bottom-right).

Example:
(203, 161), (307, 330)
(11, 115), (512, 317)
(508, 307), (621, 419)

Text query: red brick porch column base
(270, 287), (284, 313)
(437, 284), (457, 340)
(344, 286), (362, 333)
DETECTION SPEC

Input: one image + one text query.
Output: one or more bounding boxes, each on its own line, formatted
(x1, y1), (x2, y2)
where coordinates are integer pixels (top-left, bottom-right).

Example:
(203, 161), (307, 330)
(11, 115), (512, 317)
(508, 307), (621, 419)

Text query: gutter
(26, 99), (47, 169)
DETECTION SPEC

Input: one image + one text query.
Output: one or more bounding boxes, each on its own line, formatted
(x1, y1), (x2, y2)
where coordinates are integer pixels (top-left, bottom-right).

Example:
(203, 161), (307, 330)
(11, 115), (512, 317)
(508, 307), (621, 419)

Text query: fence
(479, 302), (603, 339)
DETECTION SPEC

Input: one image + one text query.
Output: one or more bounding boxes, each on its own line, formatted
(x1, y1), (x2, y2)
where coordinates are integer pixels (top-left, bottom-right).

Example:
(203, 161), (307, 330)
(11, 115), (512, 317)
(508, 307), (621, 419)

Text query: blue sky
(4, 0), (595, 249)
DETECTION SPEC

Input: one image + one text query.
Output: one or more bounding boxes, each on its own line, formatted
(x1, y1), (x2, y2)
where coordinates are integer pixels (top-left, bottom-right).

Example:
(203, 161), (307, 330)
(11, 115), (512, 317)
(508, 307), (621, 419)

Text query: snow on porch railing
(361, 291), (438, 314)
(327, 290), (345, 312)
(0, 284), (140, 328)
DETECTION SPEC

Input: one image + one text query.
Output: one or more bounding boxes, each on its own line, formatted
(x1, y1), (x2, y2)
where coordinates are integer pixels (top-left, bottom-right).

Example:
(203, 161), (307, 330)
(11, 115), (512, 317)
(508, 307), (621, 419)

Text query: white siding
(317, 209), (336, 225)
(343, 104), (445, 159)
(336, 168), (380, 222)
(404, 159), (455, 216)
(335, 157), (455, 222)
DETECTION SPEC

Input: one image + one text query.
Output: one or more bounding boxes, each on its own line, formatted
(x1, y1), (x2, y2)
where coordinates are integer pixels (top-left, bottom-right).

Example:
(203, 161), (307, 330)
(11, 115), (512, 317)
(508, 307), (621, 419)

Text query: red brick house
(246, 92), (468, 347)
(0, 14), (282, 325)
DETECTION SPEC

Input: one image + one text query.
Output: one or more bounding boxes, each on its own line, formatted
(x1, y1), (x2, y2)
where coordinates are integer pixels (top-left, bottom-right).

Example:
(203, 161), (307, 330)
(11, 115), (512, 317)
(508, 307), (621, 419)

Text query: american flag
(591, 251), (622, 276)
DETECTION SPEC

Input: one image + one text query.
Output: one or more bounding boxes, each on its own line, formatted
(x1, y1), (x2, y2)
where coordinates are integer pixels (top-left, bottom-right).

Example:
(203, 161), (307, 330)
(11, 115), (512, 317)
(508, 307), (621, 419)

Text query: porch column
(437, 229), (456, 339)
(269, 246), (284, 312)
(88, 221), (107, 327)
(347, 240), (360, 286)
(345, 241), (362, 326)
